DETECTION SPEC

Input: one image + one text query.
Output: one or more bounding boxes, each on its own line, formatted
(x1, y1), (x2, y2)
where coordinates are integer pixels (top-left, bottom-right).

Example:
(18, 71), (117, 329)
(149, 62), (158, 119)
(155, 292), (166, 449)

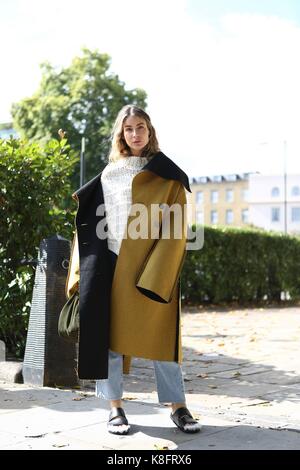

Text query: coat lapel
(142, 152), (191, 193)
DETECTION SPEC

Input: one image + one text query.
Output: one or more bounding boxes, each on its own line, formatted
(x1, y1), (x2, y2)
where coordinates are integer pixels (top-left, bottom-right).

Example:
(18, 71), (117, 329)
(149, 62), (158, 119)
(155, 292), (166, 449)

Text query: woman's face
(123, 115), (150, 156)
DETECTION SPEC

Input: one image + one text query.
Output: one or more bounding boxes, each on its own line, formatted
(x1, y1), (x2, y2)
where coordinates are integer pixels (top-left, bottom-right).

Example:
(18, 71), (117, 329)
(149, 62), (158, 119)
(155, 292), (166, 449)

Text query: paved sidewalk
(1, 305), (300, 450)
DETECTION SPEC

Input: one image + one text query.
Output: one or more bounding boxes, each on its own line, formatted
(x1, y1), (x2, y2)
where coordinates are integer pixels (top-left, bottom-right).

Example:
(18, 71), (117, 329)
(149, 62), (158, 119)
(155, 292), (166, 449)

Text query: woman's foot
(171, 407), (202, 433)
(107, 407), (130, 435)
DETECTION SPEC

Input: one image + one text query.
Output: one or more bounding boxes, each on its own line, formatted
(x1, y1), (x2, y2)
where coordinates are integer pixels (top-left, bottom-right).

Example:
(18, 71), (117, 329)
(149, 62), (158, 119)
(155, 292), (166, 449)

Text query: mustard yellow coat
(66, 152), (191, 379)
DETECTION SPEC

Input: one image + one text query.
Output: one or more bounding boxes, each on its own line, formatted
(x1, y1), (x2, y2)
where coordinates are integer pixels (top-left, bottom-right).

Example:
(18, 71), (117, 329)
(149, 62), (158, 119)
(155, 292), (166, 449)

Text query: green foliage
(0, 138), (78, 357)
(11, 48), (147, 186)
(182, 226), (300, 305)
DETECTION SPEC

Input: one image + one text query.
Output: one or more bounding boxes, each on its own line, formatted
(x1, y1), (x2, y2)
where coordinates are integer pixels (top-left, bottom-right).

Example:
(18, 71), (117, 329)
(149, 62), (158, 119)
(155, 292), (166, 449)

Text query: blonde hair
(108, 105), (160, 162)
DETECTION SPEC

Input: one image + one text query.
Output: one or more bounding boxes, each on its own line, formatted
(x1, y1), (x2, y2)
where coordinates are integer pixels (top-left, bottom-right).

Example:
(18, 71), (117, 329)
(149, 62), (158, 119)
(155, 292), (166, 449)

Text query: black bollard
(23, 235), (79, 387)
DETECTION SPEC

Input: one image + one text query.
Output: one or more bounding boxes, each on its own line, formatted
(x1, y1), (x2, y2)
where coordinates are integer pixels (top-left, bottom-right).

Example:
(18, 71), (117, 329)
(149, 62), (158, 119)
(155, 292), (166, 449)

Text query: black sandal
(171, 407), (201, 433)
(107, 407), (130, 435)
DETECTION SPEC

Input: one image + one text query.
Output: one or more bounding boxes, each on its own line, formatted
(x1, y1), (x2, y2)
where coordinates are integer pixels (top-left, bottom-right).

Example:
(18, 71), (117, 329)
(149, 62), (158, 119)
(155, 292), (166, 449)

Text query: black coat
(68, 152), (191, 379)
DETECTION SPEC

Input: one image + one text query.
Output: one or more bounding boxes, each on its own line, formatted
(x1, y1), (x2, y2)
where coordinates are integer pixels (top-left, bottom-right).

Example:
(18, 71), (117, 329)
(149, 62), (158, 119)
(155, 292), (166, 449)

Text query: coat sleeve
(65, 231), (80, 298)
(135, 184), (187, 304)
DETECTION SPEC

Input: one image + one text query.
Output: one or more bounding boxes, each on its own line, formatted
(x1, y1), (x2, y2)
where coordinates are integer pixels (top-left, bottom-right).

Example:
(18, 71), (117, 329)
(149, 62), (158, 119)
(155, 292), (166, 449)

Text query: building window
(241, 188), (249, 201)
(196, 211), (204, 224)
(210, 210), (218, 224)
(242, 209), (249, 223)
(226, 209), (234, 224)
(226, 174), (237, 182)
(271, 187), (280, 197)
(196, 191), (203, 204)
(198, 176), (209, 183)
(271, 207), (280, 222)
(291, 186), (300, 197)
(226, 189), (234, 202)
(291, 207), (300, 222)
(212, 175), (223, 182)
(211, 190), (218, 203)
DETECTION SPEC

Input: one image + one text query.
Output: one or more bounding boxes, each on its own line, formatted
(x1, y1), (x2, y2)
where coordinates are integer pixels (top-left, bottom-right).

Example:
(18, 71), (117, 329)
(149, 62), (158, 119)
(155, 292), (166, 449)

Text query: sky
(1, 0), (300, 179)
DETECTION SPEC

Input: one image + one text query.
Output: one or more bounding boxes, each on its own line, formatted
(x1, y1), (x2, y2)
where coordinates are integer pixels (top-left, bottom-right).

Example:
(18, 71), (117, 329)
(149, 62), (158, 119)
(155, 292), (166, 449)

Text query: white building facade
(249, 174), (300, 235)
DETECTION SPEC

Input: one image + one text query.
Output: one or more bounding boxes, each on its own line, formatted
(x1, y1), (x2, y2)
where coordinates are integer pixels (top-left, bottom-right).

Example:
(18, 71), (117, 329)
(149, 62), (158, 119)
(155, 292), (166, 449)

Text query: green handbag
(58, 290), (79, 343)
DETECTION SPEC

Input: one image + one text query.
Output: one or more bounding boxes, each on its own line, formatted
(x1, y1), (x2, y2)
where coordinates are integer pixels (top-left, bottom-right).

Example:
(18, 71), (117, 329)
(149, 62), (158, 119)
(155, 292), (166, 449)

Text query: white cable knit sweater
(101, 156), (152, 255)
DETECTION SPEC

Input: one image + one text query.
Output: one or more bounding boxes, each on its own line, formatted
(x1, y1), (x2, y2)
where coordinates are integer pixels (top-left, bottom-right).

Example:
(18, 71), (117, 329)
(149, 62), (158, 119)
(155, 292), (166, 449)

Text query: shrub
(182, 225), (300, 305)
(0, 138), (77, 357)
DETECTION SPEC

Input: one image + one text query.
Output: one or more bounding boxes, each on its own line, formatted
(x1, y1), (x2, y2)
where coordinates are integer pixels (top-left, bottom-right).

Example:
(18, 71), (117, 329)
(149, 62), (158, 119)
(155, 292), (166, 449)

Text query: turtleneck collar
(111, 155), (151, 169)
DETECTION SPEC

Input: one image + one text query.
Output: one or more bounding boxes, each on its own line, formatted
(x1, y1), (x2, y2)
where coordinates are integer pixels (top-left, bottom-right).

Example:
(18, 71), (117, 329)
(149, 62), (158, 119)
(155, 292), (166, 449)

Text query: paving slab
(1, 306), (300, 450)
(177, 426), (300, 450)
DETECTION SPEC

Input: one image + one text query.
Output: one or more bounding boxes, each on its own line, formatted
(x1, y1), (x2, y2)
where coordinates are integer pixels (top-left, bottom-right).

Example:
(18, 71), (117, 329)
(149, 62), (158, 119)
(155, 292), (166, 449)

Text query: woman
(66, 105), (201, 435)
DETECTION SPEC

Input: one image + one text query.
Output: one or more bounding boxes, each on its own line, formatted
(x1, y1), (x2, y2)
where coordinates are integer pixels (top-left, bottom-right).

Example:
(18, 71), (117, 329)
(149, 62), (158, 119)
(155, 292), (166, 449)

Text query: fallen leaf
(232, 371), (241, 377)
(52, 443), (69, 448)
(208, 385), (218, 389)
(154, 444), (171, 450)
(218, 342), (225, 347)
(197, 373), (208, 378)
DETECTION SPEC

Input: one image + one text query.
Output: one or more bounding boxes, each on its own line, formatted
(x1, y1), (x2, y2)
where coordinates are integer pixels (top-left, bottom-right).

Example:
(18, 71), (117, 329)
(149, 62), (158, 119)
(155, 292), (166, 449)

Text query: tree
(0, 137), (77, 357)
(11, 48), (147, 186)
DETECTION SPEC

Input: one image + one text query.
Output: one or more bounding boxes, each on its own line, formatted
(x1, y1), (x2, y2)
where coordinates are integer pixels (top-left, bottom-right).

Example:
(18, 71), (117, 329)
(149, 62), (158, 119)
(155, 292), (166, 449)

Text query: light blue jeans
(95, 349), (186, 404)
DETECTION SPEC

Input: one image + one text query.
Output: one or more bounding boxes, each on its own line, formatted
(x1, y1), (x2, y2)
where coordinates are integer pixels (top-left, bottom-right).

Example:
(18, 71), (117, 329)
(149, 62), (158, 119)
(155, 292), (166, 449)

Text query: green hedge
(0, 138), (77, 357)
(181, 226), (300, 305)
